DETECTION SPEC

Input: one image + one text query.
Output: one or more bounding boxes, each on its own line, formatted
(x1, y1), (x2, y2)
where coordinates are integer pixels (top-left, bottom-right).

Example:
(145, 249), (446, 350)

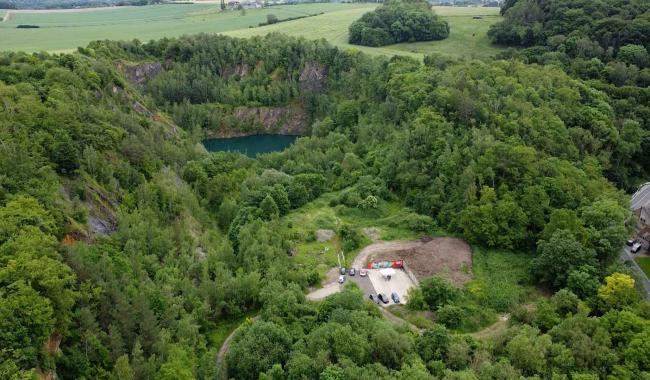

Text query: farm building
(632, 183), (650, 228)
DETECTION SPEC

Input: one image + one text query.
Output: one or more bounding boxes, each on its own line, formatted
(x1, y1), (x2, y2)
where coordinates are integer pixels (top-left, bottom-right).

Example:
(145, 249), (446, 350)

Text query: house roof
(632, 183), (650, 211)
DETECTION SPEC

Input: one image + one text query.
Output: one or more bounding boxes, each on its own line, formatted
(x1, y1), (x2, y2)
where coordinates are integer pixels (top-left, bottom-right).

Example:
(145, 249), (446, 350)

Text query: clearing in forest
(363, 237), (473, 286)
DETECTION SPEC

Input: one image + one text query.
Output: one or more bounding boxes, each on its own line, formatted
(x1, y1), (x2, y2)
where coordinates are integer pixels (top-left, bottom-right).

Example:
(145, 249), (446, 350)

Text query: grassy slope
(281, 192), (426, 278)
(0, 4), (504, 59)
(636, 256), (650, 278)
(0, 3), (366, 52)
(226, 5), (504, 59)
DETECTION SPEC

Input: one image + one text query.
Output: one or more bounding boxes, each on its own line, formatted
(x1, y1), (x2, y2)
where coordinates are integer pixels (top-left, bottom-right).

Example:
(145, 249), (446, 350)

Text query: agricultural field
(226, 5), (505, 58)
(0, 3), (504, 58)
(0, 3), (367, 52)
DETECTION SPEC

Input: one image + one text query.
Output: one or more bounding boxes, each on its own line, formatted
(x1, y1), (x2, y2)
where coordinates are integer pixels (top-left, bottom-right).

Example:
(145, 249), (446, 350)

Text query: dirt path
(469, 314), (509, 341)
(216, 315), (259, 376)
(379, 308), (423, 334)
(218, 240), (428, 375)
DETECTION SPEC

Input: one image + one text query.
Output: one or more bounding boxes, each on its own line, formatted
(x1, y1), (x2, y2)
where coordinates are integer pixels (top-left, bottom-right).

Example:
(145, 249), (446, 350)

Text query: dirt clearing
(364, 237), (473, 286)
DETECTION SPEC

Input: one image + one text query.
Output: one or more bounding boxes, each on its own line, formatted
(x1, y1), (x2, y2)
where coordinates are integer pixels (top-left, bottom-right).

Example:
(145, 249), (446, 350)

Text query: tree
(531, 229), (596, 289)
(0, 196), (56, 242)
(113, 354), (135, 380)
(226, 321), (292, 379)
(260, 195), (280, 220)
(0, 281), (54, 368)
(598, 273), (639, 310)
(416, 324), (450, 362)
(270, 184), (290, 215)
(618, 44), (649, 68)
(505, 326), (551, 376)
(420, 276), (458, 310)
(266, 14), (279, 25)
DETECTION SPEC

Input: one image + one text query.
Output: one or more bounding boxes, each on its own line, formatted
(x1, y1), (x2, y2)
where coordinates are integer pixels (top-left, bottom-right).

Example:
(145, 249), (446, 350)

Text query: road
(620, 246), (650, 298)
(218, 241), (424, 377)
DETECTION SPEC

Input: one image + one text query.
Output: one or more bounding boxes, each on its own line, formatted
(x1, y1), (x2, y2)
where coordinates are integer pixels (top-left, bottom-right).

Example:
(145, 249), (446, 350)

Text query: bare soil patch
(368, 237), (473, 286)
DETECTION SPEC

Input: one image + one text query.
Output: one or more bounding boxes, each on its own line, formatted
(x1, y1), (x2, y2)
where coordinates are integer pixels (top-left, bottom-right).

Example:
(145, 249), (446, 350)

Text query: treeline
(348, 0), (450, 47)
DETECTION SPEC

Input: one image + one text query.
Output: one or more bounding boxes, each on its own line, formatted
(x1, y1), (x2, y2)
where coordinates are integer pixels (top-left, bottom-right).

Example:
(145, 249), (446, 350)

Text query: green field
(0, 3), (366, 52)
(227, 5), (504, 58)
(0, 4), (503, 58)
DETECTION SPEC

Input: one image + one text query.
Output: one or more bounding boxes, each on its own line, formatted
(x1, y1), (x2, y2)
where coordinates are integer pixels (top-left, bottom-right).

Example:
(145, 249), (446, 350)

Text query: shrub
(420, 276), (458, 310)
(266, 14), (279, 25)
(437, 305), (463, 328)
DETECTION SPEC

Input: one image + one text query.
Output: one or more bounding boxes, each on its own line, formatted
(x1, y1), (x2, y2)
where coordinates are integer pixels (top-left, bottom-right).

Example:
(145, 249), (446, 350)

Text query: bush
(437, 305), (463, 328)
(266, 14), (279, 25)
(339, 224), (363, 253)
(420, 276), (458, 310)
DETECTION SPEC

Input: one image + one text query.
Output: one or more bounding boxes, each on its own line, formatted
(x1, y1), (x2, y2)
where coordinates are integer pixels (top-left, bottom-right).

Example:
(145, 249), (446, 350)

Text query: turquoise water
(202, 134), (298, 157)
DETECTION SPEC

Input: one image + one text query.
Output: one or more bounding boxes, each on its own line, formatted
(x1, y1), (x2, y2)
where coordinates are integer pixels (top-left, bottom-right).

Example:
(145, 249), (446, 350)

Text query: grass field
(0, 4), (503, 58)
(0, 3), (367, 52)
(227, 5), (504, 59)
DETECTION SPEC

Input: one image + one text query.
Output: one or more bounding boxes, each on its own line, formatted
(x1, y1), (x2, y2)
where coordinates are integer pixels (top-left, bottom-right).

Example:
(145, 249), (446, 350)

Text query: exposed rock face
(213, 104), (309, 137)
(222, 63), (251, 79)
(299, 61), (328, 93)
(316, 229), (335, 242)
(121, 62), (163, 85)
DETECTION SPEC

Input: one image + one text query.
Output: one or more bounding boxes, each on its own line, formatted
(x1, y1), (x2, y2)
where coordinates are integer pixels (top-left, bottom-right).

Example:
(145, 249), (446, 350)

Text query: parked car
(391, 292), (400, 304)
(632, 242), (643, 254)
(378, 293), (389, 304)
(627, 239), (636, 246)
(340, 267), (346, 275)
(359, 269), (367, 277)
(369, 294), (374, 301)
(349, 268), (356, 276)
(338, 275), (345, 284)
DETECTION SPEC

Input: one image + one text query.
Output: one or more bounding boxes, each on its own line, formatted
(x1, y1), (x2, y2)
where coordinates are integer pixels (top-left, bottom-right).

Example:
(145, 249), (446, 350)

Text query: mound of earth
(367, 237), (473, 286)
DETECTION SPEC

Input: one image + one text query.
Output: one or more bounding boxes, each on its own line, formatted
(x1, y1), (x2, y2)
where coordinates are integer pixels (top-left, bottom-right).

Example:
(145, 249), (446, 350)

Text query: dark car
(340, 267), (346, 275)
(349, 268), (356, 276)
(378, 293), (389, 304)
(391, 292), (400, 304)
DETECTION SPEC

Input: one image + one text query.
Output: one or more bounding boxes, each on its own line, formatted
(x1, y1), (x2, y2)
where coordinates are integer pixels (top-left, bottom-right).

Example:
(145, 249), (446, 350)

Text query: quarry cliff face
(118, 61), (164, 85)
(120, 60), (329, 138)
(208, 104), (310, 138)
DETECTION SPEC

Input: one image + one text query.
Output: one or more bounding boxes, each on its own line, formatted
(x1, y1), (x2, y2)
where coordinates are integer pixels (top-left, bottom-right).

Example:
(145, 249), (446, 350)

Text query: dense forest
(1, 0), (650, 378)
(489, 0), (650, 190)
(348, 0), (449, 47)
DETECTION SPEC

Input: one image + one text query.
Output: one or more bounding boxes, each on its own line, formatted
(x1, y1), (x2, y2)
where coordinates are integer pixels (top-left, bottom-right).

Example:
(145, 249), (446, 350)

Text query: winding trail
(216, 241), (424, 376)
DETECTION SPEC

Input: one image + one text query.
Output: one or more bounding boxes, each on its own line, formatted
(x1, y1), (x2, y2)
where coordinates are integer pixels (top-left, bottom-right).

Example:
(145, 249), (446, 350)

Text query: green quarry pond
(202, 135), (298, 157)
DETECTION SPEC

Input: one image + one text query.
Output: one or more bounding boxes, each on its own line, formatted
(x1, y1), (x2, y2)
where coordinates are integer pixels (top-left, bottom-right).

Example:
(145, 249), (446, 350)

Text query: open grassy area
(226, 5), (505, 59)
(1, 4), (504, 59)
(281, 192), (430, 278)
(0, 3), (368, 52)
(378, 248), (534, 334)
(635, 256), (650, 278)
(467, 248), (535, 312)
